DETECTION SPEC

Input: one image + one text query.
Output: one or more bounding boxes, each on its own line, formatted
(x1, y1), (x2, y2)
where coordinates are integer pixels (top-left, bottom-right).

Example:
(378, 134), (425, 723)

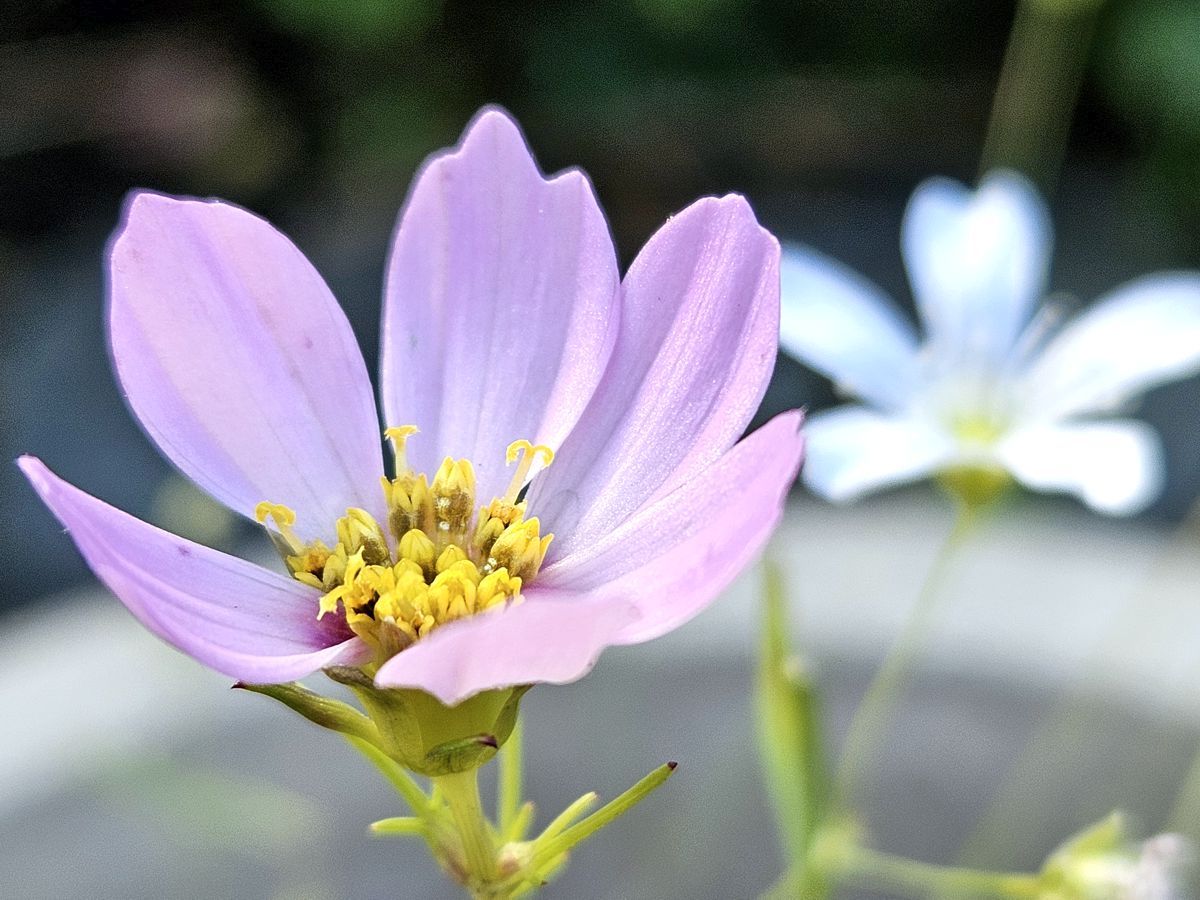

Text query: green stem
(980, 0), (1104, 186)
(837, 846), (1041, 899)
(436, 768), (497, 885)
(833, 509), (975, 810)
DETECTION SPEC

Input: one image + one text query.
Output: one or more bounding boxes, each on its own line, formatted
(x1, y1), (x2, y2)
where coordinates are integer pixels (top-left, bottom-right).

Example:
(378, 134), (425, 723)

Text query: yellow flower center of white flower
(255, 428), (554, 663)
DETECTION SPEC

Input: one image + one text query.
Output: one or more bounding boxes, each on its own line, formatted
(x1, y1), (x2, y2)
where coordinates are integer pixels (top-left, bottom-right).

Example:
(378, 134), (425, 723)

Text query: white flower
(780, 171), (1200, 514)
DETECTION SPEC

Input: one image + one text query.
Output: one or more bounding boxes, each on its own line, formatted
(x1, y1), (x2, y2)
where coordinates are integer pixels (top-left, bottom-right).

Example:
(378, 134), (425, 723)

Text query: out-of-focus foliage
(1096, 0), (1200, 224)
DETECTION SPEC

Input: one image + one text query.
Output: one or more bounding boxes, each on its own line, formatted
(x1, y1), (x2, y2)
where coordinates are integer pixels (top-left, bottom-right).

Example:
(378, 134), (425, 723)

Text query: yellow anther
(384, 425), (420, 473)
(385, 472), (432, 541)
(374, 566), (427, 622)
(478, 568), (521, 610)
(502, 440), (555, 504)
(436, 544), (468, 573)
(335, 508), (390, 565)
(428, 563), (478, 621)
(433, 457), (476, 495)
(397, 528), (436, 577)
(318, 550), (374, 619)
(393, 557), (423, 580)
(488, 517), (552, 580)
(431, 457), (476, 537)
(473, 514), (507, 558)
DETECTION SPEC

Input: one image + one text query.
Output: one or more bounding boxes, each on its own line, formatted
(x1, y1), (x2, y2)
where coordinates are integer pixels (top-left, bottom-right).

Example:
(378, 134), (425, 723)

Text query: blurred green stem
(756, 559), (829, 892)
(832, 508), (976, 811)
(981, 0), (1105, 186)
(1169, 741), (1200, 836)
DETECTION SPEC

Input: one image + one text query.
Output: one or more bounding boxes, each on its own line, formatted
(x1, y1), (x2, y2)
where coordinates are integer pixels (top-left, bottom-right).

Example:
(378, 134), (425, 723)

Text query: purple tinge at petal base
(542, 410), (806, 643)
(109, 192), (387, 543)
(381, 108), (621, 503)
(19, 456), (367, 683)
(373, 587), (638, 705)
(529, 194), (780, 559)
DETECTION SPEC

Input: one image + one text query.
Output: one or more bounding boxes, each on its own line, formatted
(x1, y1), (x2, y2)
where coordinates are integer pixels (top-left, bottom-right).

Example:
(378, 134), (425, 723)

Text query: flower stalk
(832, 506), (977, 810)
(436, 768), (498, 889)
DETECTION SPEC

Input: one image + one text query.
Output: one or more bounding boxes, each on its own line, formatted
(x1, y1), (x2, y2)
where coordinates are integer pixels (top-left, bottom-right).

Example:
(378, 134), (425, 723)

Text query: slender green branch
(833, 509), (975, 810)
(526, 762), (677, 873)
(837, 846), (1042, 899)
(536, 792), (599, 844)
(346, 735), (431, 816)
(370, 816), (426, 837)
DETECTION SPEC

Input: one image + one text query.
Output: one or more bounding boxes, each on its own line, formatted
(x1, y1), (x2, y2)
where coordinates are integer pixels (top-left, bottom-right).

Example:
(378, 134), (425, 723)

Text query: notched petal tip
(442, 105), (601, 195)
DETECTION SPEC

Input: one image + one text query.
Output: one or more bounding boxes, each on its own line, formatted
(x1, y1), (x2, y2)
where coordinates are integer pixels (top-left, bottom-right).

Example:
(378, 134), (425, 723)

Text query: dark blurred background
(4, 0), (1200, 610)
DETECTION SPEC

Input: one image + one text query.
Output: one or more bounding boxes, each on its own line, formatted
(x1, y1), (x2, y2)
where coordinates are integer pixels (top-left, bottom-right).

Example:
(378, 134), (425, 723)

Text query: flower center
(255, 428), (554, 663)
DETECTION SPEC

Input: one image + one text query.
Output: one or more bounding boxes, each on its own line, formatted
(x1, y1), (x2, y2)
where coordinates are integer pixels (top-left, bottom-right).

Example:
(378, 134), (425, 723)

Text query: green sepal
(234, 680), (379, 743)
(423, 733), (501, 776)
(325, 666), (530, 776)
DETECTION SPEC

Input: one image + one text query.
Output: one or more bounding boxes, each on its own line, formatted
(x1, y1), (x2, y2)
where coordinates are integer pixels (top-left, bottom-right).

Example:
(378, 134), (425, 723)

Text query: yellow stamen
(270, 427), (554, 666)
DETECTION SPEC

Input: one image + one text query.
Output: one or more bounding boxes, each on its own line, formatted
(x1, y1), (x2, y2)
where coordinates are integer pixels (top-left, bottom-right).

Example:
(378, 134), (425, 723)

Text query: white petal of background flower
(901, 171), (1051, 366)
(997, 420), (1164, 515)
(802, 405), (957, 502)
(779, 245), (920, 410)
(1020, 273), (1200, 421)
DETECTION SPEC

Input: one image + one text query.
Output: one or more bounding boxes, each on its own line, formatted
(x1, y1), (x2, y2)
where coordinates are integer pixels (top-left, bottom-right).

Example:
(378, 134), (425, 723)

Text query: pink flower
(21, 107), (803, 705)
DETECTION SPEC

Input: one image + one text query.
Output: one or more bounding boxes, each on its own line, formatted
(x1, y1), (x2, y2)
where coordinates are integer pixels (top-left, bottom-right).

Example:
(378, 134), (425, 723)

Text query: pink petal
(20, 456), (366, 683)
(528, 195), (780, 559)
(109, 192), (386, 543)
(372, 587), (637, 706)
(380, 107), (620, 503)
(541, 410), (805, 644)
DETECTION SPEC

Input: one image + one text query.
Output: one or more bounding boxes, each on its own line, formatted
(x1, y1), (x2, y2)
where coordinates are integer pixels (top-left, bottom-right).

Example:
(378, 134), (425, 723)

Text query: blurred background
(3, 1), (1200, 897)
